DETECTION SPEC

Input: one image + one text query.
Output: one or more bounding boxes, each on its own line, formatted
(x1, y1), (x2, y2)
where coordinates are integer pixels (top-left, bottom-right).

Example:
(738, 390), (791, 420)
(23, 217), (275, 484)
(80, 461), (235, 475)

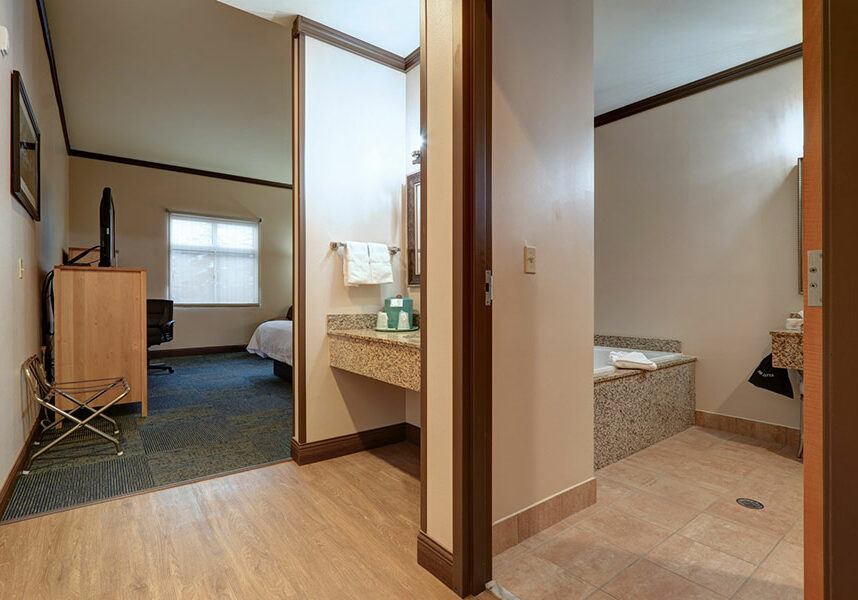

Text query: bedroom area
(0, 0), (296, 521)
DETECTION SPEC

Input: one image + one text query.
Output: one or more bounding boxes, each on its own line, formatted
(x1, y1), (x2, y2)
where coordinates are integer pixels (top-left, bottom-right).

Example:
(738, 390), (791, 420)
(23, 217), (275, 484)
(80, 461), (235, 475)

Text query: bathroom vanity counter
(771, 330), (803, 370)
(327, 314), (421, 392)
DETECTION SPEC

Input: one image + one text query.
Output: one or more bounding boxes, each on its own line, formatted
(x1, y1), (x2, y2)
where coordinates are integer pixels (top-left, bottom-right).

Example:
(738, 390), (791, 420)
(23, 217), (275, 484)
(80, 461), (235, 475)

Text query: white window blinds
(168, 213), (259, 305)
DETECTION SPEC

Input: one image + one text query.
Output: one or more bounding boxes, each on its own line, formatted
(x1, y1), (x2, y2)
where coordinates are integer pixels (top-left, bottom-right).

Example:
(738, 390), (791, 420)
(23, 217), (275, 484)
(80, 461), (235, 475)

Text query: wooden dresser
(54, 266), (148, 416)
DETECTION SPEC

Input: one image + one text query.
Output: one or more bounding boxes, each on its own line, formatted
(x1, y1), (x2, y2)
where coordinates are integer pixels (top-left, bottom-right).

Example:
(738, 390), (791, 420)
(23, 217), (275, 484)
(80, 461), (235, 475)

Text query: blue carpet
(2, 353), (292, 521)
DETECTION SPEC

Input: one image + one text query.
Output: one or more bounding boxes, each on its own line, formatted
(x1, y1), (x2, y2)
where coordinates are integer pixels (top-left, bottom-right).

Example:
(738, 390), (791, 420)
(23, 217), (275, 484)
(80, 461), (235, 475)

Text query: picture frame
(11, 70), (40, 221)
(406, 171), (421, 287)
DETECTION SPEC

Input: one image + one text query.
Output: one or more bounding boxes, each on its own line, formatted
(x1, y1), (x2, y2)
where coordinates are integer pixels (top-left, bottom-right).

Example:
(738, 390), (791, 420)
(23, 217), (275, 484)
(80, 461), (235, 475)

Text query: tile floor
(492, 426), (803, 600)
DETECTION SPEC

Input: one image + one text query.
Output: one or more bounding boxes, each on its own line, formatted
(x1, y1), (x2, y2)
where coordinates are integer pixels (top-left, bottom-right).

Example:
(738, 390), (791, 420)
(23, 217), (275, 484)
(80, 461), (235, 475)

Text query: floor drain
(736, 498), (765, 510)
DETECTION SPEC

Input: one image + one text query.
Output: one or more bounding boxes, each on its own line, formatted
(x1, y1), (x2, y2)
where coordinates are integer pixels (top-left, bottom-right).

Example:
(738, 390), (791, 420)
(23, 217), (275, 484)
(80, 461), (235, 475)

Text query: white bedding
(247, 320), (293, 365)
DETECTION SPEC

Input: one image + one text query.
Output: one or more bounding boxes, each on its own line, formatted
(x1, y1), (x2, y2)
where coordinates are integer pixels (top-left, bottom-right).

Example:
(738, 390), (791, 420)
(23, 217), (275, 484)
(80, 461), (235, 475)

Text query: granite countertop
(328, 328), (420, 349)
(594, 354), (698, 384)
(771, 329), (803, 370)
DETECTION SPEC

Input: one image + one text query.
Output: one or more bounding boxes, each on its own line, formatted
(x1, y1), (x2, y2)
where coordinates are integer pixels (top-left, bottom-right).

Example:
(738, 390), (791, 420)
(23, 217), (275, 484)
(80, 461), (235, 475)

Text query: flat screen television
(99, 187), (115, 267)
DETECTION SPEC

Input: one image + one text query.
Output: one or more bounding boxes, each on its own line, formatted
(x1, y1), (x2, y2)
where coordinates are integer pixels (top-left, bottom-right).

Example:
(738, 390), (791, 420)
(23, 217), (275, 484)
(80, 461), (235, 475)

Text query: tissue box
(384, 296), (413, 329)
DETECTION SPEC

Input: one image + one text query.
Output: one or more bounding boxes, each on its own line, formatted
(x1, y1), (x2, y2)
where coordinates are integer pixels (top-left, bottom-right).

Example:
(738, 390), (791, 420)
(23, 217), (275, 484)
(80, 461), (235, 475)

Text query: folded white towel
(342, 241), (371, 286)
(367, 242), (394, 284)
(610, 351), (657, 371)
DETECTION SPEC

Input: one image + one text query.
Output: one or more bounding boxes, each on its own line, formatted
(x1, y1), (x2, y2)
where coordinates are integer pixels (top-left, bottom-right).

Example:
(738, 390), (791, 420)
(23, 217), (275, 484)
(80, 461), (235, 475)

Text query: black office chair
(147, 299), (175, 374)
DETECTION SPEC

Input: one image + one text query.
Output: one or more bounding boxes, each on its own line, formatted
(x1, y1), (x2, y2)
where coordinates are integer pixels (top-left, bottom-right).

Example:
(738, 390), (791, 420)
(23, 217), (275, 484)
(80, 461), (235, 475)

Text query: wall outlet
(18, 258), (24, 279)
(524, 245), (536, 274)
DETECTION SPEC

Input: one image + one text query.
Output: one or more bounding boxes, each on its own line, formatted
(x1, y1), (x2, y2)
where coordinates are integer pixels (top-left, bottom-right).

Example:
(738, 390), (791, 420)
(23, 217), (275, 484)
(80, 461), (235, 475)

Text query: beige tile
(596, 460), (661, 489)
(493, 515), (519, 556)
(670, 459), (747, 495)
(494, 543), (531, 574)
(679, 512), (780, 564)
(519, 513), (580, 551)
(561, 479), (597, 517)
(533, 526), (637, 587)
(727, 475), (803, 519)
(585, 592), (618, 600)
(594, 476), (636, 506)
(638, 474), (719, 512)
(493, 553), (596, 600)
(574, 507), (672, 555)
(760, 541), (803, 585)
(647, 534), (756, 596)
(733, 566), (803, 600)
(610, 490), (698, 531)
(518, 494), (563, 541)
(624, 445), (688, 474)
(603, 559), (722, 600)
(705, 497), (796, 537)
(783, 517), (804, 546)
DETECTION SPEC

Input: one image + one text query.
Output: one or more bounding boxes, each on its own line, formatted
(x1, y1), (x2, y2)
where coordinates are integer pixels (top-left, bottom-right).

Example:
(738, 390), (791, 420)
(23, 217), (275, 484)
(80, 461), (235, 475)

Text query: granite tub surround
(595, 361), (697, 469)
(595, 334), (682, 353)
(327, 314), (421, 392)
(594, 354), (697, 384)
(770, 329), (803, 370)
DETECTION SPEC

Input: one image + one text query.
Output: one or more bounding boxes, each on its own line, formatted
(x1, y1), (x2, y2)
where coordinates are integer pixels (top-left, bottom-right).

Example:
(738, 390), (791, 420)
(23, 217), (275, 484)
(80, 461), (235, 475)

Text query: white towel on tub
(342, 241), (371, 286)
(610, 351), (657, 371)
(367, 242), (394, 284)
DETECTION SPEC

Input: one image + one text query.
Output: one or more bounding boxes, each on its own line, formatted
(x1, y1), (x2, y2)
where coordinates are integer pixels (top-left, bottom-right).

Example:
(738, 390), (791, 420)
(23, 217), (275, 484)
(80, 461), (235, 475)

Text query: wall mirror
(406, 171), (421, 286)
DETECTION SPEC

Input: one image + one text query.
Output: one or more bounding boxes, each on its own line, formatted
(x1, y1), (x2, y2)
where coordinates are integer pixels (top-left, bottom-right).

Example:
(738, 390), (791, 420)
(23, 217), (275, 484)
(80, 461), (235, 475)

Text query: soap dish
(374, 326), (420, 333)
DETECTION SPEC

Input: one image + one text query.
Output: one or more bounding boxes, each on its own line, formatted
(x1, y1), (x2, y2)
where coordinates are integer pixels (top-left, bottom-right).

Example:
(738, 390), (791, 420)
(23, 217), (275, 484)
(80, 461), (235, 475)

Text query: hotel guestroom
(0, 0), (423, 524)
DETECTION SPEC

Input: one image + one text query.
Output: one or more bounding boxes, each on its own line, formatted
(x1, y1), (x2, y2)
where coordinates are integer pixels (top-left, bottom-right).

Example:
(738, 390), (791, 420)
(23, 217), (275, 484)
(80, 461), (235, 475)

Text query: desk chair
(147, 299), (175, 374)
(22, 356), (128, 474)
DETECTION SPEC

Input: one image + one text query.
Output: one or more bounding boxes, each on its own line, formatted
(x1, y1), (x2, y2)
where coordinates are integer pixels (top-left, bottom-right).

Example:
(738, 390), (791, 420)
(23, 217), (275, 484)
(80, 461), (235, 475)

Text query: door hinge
(807, 250), (822, 307)
(485, 270), (493, 306)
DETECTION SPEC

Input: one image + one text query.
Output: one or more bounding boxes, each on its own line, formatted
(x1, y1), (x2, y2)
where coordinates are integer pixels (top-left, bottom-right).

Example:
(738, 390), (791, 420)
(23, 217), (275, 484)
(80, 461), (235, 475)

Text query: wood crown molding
(417, 531), (454, 591)
(289, 423), (407, 465)
(70, 150), (292, 189)
(0, 416), (41, 519)
(292, 15), (418, 73)
(404, 48), (421, 71)
(595, 43), (803, 128)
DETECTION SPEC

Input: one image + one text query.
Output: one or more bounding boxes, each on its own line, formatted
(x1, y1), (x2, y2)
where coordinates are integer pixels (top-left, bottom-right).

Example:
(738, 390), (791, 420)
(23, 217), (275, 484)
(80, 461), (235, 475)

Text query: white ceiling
(45, 0), (293, 183)
(595, 0), (802, 115)
(217, 0), (421, 56)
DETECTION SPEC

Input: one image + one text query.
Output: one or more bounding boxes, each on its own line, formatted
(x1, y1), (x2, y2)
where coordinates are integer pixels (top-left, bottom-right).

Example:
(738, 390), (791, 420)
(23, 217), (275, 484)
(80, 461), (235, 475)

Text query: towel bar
(330, 242), (400, 255)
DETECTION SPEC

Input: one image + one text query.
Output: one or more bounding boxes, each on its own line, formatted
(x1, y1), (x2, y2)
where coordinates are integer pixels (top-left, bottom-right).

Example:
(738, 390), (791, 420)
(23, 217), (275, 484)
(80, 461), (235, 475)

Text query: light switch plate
(524, 245), (536, 274)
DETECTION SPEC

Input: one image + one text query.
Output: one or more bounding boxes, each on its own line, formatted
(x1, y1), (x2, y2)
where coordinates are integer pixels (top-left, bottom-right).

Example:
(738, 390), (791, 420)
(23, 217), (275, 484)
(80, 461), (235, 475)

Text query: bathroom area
(487, 1), (805, 599)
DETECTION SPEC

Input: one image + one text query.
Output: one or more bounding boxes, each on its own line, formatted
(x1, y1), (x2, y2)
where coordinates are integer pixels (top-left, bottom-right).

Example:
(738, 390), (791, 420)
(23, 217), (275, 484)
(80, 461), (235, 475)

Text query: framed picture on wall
(11, 70), (40, 221)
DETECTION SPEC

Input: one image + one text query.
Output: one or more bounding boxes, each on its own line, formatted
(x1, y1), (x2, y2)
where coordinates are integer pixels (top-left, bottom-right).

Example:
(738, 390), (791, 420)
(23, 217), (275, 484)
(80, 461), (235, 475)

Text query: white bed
(247, 320), (293, 365)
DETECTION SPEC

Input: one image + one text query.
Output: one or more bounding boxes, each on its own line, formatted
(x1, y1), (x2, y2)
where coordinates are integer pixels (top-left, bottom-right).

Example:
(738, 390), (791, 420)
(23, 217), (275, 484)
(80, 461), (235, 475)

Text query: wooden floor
(0, 442), (459, 600)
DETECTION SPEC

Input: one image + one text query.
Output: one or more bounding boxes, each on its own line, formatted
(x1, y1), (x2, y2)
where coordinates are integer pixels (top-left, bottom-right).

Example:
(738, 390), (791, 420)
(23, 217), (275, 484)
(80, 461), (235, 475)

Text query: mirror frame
(406, 171), (421, 287)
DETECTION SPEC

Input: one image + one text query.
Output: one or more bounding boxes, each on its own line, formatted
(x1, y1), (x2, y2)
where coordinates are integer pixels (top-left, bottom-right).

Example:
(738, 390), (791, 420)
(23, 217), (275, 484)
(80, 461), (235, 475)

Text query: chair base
(148, 362), (174, 374)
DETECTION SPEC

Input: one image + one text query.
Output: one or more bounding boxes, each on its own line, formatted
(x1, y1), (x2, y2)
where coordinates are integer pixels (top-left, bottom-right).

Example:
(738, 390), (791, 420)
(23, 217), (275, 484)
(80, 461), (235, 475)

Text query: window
(169, 213), (259, 305)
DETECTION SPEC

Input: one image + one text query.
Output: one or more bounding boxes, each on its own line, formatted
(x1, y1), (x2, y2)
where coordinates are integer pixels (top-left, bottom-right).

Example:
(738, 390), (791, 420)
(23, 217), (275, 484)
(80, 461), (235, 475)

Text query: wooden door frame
(819, 0), (858, 596)
(452, 0), (492, 595)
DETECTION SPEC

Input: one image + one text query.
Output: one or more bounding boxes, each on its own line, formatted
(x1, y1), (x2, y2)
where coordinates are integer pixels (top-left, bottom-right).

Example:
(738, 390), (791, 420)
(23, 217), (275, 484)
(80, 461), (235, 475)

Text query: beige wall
(423, 0), (456, 552)
(45, 0), (292, 183)
(404, 64), (421, 427)
(68, 157), (292, 349)
(492, 0), (595, 522)
(300, 36), (409, 442)
(595, 60), (804, 428)
(0, 0), (69, 482)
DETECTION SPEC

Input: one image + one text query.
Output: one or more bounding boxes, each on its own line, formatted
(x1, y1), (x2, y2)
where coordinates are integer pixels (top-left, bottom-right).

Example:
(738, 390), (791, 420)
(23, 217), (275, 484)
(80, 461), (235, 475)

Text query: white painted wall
(595, 60), (804, 428)
(0, 0), (69, 483)
(492, 0), (595, 522)
(301, 36), (409, 441)
(67, 157), (292, 349)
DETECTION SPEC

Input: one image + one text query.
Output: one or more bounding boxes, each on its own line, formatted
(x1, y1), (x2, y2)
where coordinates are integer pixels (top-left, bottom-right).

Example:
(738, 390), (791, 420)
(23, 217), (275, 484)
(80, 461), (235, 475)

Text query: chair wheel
(22, 470), (30, 475)
(116, 450), (124, 456)
(114, 430), (120, 435)
(33, 441), (40, 446)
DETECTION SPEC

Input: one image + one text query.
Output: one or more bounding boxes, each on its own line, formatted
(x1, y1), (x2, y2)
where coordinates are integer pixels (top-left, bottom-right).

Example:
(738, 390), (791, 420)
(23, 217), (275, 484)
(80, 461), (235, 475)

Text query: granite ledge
(328, 328), (420, 349)
(594, 355), (697, 384)
(771, 329), (803, 370)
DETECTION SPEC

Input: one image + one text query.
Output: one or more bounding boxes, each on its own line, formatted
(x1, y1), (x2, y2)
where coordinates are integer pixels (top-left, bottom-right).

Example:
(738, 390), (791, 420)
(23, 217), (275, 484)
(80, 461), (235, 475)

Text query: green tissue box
(384, 296), (413, 330)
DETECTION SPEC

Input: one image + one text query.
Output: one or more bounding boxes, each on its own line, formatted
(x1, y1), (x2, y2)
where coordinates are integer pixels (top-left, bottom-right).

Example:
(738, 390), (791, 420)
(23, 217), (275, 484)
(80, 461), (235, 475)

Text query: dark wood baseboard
(405, 422), (420, 446)
(0, 416), (41, 519)
(290, 423), (407, 466)
(695, 410), (801, 447)
(417, 531), (455, 591)
(149, 345), (246, 359)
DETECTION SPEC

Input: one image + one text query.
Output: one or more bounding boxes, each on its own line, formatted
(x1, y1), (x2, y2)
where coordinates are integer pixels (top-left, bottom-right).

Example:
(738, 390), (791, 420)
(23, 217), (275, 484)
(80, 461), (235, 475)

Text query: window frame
(167, 211), (262, 307)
